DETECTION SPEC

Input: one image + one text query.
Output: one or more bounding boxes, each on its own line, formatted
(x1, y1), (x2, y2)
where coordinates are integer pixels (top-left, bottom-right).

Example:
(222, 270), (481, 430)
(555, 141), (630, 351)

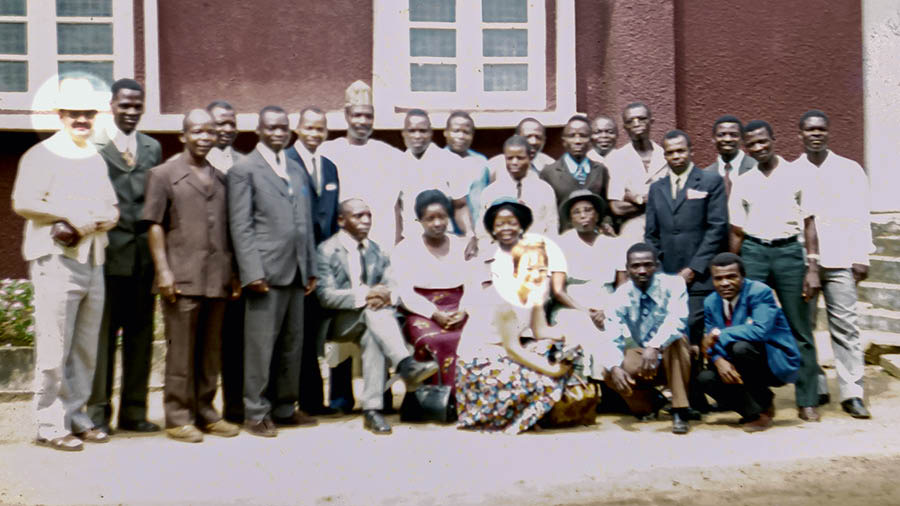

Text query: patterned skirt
(455, 342), (571, 435)
(401, 286), (466, 393)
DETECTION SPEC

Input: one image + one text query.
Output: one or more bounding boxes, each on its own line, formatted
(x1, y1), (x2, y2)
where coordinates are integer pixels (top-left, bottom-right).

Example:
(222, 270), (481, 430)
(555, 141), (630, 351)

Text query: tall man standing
(12, 78), (119, 450)
(729, 120), (823, 422)
(587, 115), (618, 165)
(284, 107), (341, 415)
(443, 111), (491, 228)
(606, 102), (668, 248)
(88, 78), (162, 434)
(703, 115), (754, 197)
(228, 106), (318, 437)
(794, 109), (873, 419)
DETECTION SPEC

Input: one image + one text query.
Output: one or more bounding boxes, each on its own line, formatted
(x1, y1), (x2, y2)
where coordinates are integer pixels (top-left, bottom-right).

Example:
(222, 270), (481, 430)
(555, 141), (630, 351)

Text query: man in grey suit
(228, 106), (318, 438)
(87, 78), (162, 435)
(703, 115), (755, 197)
(316, 198), (438, 435)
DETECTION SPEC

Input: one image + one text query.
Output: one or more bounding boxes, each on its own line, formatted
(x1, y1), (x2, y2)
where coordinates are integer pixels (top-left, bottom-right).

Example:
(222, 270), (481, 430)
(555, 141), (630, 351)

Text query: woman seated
(393, 189), (472, 390)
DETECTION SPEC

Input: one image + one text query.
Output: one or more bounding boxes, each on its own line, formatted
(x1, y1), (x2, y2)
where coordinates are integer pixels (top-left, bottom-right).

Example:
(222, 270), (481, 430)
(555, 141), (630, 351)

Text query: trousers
(810, 267), (865, 400)
(605, 337), (691, 415)
(698, 340), (784, 420)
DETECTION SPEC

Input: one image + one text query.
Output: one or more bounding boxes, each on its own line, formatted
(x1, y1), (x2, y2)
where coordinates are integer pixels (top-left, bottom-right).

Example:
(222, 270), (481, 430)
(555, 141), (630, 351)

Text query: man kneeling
(699, 253), (801, 432)
(316, 198), (438, 434)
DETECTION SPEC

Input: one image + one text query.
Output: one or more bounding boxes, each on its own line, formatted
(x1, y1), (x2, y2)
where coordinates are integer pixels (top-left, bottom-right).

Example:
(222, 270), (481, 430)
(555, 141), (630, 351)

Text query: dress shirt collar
(110, 126), (137, 155)
(207, 146), (234, 173)
(292, 140), (317, 170)
(256, 143), (288, 179)
(716, 150), (746, 176)
(444, 145), (487, 161)
(337, 228), (369, 253)
(406, 142), (441, 162)
(48, 129), (98, 159)
(723, 291), (740, 320)
(669, 163), (695, 186)
(563, 153), (591, 176)
(629, 274), (664, 308)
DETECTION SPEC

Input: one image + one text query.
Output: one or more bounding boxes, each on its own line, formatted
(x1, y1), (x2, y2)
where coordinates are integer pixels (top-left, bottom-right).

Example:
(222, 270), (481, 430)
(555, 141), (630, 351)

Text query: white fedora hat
(54, 78), (107, 111)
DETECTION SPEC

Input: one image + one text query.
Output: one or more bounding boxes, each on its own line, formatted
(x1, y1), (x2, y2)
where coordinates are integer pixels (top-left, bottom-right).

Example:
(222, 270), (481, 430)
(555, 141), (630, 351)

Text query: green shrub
(0, 278), (34, 346)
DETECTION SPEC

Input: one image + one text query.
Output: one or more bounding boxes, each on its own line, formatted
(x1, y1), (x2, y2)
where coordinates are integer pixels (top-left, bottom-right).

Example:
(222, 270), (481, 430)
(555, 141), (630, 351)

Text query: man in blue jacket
(699, 253), (801, 432)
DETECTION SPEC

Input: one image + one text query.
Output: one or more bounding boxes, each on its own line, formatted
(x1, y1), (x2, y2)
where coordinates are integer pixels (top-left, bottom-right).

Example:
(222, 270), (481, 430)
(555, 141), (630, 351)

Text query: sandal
(35, 434), (84, 452)
(75, 428), (110, 443)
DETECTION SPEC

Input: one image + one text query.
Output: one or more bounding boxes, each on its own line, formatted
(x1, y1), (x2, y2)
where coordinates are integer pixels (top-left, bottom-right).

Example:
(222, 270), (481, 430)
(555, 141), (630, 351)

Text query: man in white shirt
(487, 117), (556, 180)
(479, 135), (560, 238)
(703, 115), (755, 197)
(205, 100), (240, 174)
(729, 119), (823, 422)
(443, 111), (491, 232)
(606, 102), (668, 248)
(794, 109), (872, 419)
(12, 78), (119, 451)
(318, 81), (404, 252)
(587, 115), (618, 165)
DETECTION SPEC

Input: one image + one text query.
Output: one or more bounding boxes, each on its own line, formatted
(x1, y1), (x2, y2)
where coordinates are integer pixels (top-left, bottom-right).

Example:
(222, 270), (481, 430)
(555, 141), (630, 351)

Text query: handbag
(399, 350), (456, 423)
(542, 374), (600, 427)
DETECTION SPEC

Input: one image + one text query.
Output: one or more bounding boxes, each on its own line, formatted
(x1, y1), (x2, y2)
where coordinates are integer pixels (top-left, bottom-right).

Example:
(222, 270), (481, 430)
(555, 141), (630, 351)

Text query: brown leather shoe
(272, 410), (318, 427)
(244, 418), (277, 438)
(743, 413), (774, 432)
(75, 428), (110, 443)
(165, 425), (203, 443)
(203, 419), (240, 437)
(798, 406), (821, 422)
(35, 434), (83, 452)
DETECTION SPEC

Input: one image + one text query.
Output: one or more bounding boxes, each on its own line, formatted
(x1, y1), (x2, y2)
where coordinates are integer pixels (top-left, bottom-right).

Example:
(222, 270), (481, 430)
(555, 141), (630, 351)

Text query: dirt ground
(1, 366), (898, 506)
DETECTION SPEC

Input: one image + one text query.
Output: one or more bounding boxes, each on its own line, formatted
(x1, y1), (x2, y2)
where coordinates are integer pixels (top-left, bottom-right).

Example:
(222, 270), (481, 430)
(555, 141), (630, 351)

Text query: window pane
(410, 63), (456, 92)
(482, 0), (527, 22)
(484, 63), (527, 91)
(0, 0), (25, 16)
(56, 0), (112, 17)
(0, 60), (26, 91)
(0, 23), (26, 54)
(410, 28), (455, 57)
(57, 23), (113, 55)
(409, 0), (455, 22)
(59, 61), (113, 88)
(483, 29), (527, 57)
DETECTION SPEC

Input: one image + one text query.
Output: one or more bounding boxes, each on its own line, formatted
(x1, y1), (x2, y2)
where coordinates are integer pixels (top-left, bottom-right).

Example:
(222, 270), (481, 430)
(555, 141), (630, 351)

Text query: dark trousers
(687, 292), (711, 410)
(298, 295), (325, 412)
(243, 283), (304, 422)
(87, 270), (155, 426)
(697, 340), (784, 420)
(221, 296), (244, 423)
(161, 296), (225, 428)
(605, 338), (691, 416)
(741, 239), (819, 407)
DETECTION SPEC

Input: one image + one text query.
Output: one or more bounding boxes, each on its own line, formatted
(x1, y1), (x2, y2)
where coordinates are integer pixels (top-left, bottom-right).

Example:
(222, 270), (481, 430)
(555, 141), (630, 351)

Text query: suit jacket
(645, 165), (728, 294)
(96, 131), (162, 276)
(283, 146), (339, 244)
(540, 157), (609, 231)
(315, 234), (393, 340)
(227, 149), (316, 288)
(704, 279), (801, 384)
(703, 154), (755, 178)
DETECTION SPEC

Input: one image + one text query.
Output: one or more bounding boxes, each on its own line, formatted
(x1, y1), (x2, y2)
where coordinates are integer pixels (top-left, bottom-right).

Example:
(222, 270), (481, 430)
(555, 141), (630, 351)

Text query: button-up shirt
(606, 141), (668, 202)
(336, 229), (397, 307)
(292, 140), (321, 193)
(668, 164), (694, 200)
(794, 150), (874, 267)
(479, 171), (560, 238)
(207, 146), (236, 174)
(109, 126), (137, 164)
(607, 273), (689, 356)
(563, 152), (592, 182)
(399, 143), (468, 238)
(256, 143), (290, 188)
(714, 150), (747, 179)
(487, 150), (555, 180)
(11, 130), (119, 265)
(729, 156), (814, 241)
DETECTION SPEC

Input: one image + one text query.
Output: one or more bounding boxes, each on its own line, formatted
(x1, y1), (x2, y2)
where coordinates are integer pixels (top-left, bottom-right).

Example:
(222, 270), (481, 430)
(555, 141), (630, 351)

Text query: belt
(745, 234), (798, 247)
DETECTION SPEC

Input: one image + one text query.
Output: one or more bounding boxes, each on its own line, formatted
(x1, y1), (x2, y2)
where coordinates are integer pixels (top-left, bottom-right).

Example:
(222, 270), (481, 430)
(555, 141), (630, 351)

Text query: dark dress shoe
(671, 412), (690, 435)
(244, 418), (277, 438)
(118, 420), (160, 433)
(363, 410), (392, 435)
(273, 410), (318, 427)
(841, 397), (871, 419)
(819, 393), (831, 406)
(798, 406), (821, 422)
(306, 406), (339, 416)
(396, 357), (439, 388)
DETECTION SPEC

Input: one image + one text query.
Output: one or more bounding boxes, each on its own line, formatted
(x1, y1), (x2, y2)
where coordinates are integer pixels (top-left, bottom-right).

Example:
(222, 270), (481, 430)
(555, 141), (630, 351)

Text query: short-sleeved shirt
(729, 156), (814, 241)
(142, 156), (233, 298)
(556, 229), (626, 285)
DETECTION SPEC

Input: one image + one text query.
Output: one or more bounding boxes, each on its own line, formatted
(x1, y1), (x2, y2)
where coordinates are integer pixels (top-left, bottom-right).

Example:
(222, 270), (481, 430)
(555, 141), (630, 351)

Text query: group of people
(12, 76), (873, 450)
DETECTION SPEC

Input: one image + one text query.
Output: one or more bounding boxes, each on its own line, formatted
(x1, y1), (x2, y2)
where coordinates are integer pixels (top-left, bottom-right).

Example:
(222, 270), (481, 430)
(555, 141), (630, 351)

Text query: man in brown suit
(540, 115), (610, 232)
(143, 109), (241, 443)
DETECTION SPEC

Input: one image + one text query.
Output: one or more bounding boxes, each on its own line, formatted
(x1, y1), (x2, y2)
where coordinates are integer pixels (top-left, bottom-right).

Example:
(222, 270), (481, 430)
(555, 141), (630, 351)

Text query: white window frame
(373, 0), (575, 129)
(0, 0), (134, 113)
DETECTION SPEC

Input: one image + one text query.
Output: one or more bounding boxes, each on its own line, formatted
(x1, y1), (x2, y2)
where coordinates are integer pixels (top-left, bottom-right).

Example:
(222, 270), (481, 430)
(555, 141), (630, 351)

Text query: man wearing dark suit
(703, 115), (755, 197)
(540, 115), (610, 233)
(87, 78), (162, 434)
(228, 106), (318, 437)
(284, 107), (341, 415)
(699, 253), (801, 432)
(316, 198), (438, 434)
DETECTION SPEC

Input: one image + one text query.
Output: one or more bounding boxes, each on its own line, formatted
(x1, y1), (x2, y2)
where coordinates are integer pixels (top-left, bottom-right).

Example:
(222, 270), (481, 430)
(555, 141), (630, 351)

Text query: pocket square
(325, 182), (338, 191)
(686, 189), (708, 199)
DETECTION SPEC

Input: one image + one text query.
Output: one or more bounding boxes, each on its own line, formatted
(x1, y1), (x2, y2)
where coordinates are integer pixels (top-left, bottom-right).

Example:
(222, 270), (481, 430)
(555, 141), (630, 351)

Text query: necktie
(122, 148), (136, 168)
(516, 180), (523, 200)
(672, 174), (682, 200)
(723, 162), (733, 196)
(724, 301), (734, 327)
(573, 160), (588, 185)
(311, 157), (320, 194)
(358, 242), (368, 285)
(632, 293), (654, 348)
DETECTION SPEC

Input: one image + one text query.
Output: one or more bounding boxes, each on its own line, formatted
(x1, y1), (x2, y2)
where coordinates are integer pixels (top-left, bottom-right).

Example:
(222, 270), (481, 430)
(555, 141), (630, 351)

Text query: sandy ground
(0, 366), (899, 506)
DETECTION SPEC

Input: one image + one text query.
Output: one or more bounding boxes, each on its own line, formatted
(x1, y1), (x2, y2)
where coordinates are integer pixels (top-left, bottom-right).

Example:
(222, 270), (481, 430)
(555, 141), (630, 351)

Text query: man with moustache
(88, 78), (162, 435)
(606, 102), (668, 247)
(703, 115), (754, 197)
(228, 106), (318, 437)
(443, 111), (491, 227)
(587, 115), (619, 165)
(143, 109), (241, 442)
(794, 109), (873, 419)
(13, 78), (119, 450)
(540, 115), (610, 232)
(487, 117), (556, 180)
(729, 120), (823, 422)
(284, 107), (341, 415)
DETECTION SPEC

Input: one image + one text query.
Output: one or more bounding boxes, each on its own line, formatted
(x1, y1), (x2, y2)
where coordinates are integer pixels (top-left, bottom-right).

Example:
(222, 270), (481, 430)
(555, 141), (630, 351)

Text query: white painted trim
(143, 0), (161, 118)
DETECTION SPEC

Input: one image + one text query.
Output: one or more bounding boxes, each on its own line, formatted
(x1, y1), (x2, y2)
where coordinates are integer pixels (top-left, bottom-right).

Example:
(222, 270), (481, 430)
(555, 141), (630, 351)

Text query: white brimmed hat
(54, 78), (106, 111)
